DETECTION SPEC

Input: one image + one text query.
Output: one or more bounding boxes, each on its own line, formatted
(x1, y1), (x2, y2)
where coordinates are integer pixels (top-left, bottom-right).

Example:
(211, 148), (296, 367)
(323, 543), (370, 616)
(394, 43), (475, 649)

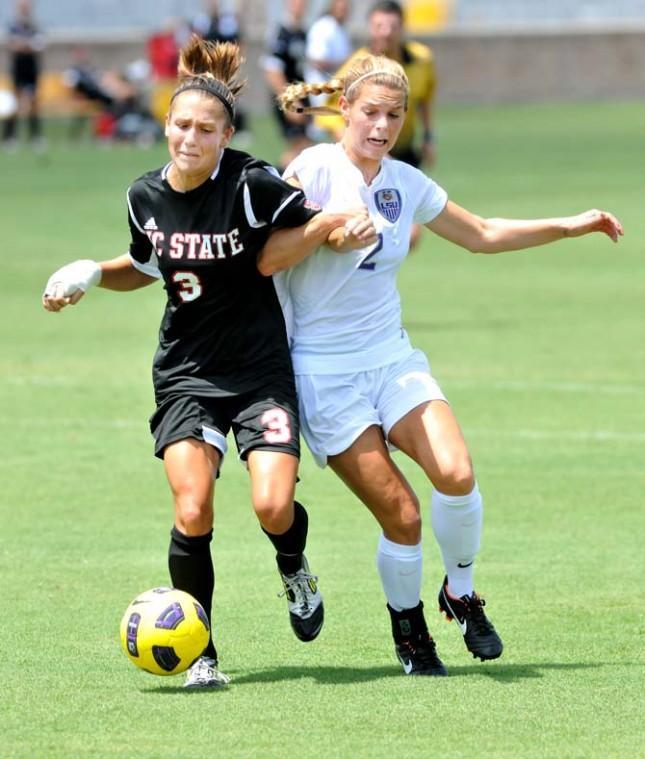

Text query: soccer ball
(119, 587), (209, 676)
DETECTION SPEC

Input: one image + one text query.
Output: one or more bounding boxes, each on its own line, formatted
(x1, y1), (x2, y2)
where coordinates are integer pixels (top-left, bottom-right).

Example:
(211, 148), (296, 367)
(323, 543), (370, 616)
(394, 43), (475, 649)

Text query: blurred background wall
(1, 0), (644, 113)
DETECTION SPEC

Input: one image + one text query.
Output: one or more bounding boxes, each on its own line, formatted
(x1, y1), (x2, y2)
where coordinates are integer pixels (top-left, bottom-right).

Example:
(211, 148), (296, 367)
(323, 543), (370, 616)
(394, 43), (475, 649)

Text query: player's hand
(564, 210), (624, 242)
(342, 208), (379, 249)
(42, 259), (101, 312)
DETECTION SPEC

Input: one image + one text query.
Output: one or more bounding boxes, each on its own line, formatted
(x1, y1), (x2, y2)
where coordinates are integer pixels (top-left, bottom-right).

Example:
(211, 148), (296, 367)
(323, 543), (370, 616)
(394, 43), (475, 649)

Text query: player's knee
(173, 491), (213, 535)
(433, 455), (475, 496)
(253, 494), (293, 534)
(384, 493), (422, 544)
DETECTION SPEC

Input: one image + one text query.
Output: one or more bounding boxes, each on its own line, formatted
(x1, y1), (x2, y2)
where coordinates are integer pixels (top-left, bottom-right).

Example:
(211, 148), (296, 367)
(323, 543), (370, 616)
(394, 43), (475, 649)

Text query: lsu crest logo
(374, 188), (402, 223)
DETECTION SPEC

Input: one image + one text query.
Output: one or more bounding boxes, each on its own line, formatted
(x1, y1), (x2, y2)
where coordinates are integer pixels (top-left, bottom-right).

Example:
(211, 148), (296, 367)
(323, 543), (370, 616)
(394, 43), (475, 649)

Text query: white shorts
(295, 349), (447, 467)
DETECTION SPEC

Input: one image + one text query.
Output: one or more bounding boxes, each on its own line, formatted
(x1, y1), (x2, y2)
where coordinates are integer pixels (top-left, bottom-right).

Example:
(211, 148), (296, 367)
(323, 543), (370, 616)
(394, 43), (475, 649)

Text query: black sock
(3, 116), (17, 141)
(387, 601), (428, 643)
(262, 500), (308, 575)
(168, 526), (218, 661)
(28, 113), (42, 140)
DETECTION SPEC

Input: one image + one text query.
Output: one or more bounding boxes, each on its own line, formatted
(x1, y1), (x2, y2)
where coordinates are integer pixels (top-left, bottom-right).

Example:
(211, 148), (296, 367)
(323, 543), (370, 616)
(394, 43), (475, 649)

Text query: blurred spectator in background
(147, 19), (181, 81)
(64, 47), (162, 146)
(317, 0), (437, 168)
(192, 0), (250, 142)
(305, 0), (352, 118)
(262, 0), (313, 171)
(2, 0), (45, 151)
(192, 0), (241, 44)
(147, 18), (191, 125)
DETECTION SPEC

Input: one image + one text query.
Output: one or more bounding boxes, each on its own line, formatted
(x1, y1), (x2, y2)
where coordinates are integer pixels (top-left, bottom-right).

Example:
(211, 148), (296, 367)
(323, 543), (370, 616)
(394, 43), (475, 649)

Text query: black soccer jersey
(267, 24), (307, 84)
(127, 148), (320, 402)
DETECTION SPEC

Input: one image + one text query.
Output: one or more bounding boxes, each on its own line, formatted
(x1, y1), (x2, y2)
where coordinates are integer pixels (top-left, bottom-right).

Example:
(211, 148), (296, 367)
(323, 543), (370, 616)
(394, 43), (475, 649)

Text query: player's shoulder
(219, 148), (279, 186)
(299, 142), (338, 161)
(223, 147), (271, 173)
(404, 40), (434, 63)
(289, 142), (338, 174)
(128, 166), (165, 198)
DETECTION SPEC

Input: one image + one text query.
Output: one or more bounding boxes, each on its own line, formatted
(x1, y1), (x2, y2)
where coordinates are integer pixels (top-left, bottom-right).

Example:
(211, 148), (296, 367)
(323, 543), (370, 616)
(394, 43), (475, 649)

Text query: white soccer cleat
(183, 656), (231, 688)
(278, 555), (324, 642)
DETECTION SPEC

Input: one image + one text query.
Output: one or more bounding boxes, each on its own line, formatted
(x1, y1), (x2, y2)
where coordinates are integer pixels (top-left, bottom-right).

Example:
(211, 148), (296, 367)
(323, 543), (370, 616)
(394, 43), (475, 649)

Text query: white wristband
(43, 259), (102, 298)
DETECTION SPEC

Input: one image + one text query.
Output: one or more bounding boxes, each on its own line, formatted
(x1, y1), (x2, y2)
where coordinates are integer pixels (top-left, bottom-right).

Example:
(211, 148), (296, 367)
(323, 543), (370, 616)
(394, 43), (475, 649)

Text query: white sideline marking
(4, 418), (142, 429)
(466, 428), (645, 444)
(448, 378), (643, 396)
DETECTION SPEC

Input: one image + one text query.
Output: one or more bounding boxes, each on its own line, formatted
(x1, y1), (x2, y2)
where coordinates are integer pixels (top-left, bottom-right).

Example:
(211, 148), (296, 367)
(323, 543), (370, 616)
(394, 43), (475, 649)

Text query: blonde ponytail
(278, 55), (409, 116)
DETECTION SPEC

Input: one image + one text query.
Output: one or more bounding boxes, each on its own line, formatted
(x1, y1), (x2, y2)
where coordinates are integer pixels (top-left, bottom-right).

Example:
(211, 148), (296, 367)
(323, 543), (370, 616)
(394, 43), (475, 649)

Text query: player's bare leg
(329, 427), (446, 675)
(248, 450), (324, 642)
(389, 401), (503, 660)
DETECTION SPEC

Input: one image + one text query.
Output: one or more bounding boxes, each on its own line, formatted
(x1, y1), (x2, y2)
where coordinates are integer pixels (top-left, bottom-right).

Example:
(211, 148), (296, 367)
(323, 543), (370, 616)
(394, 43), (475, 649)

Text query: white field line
(447, 378), (644, 396)
(466, 428), (645, 443)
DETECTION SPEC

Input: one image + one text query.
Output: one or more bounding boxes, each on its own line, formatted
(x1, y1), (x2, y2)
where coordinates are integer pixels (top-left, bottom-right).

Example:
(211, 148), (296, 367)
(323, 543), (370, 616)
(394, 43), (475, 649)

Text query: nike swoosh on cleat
(455, 617), (467, 635)
(444, 595), (468, 635)
(402, 659), (413, 675)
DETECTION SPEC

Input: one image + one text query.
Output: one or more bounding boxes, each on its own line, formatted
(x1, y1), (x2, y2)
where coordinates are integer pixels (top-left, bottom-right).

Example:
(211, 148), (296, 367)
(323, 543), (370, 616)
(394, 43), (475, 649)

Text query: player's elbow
(256, 254), (280, 277)
(459, 234), (488, 254)
(465, 224), (499, 254)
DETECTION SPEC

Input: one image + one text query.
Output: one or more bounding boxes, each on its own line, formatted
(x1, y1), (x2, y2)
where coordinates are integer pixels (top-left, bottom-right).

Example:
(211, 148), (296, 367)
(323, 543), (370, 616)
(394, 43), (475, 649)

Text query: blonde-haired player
(259, 53), (623, 675)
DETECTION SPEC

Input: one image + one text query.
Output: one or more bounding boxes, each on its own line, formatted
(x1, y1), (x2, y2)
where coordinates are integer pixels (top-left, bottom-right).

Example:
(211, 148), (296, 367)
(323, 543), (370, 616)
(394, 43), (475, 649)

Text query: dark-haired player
(43, 36), (374, 688)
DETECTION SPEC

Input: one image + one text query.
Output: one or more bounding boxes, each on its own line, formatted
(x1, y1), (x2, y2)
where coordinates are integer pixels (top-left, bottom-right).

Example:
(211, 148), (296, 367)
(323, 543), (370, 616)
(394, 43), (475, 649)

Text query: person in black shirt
(192, 0), (249, 138)
(42, 35), (376, 688)
(262, 0), (313, 171)
(2, 0), (45, 150)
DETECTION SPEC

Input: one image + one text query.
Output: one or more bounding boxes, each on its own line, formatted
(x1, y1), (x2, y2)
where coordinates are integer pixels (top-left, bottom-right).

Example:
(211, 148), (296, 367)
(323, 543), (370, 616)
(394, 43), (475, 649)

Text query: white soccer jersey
(276, 142), (448, 374)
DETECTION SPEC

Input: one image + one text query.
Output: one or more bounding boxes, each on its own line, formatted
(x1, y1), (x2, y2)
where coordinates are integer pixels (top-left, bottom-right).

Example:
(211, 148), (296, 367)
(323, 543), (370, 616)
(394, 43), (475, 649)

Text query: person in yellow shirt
(316, 0), (436, 169)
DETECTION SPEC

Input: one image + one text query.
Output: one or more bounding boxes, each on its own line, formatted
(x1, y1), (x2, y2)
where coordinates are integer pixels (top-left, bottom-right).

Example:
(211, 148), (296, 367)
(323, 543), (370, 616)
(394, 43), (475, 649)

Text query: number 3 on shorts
(261, 408), (292, 444)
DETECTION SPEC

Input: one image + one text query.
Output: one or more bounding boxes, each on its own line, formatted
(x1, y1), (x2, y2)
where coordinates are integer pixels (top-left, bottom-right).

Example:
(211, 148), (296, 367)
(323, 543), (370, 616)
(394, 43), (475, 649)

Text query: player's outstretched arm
(257, 212), (351, 276)
(427, 201), (623, 254)
(42, 254), (157, 312)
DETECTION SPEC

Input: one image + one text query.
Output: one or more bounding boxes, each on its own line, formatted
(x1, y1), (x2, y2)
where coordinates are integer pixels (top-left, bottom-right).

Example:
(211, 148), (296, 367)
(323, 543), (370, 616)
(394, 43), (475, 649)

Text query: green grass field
(1, 102), (644, 757)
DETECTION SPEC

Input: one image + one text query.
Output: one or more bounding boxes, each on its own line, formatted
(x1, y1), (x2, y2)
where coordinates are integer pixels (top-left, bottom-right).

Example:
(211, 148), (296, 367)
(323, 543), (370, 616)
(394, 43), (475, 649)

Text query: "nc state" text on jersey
(147, 229), (244, 260)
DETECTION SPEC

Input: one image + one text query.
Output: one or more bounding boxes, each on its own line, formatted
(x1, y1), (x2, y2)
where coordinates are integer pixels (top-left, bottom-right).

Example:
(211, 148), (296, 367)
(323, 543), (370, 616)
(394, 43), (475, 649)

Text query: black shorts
(12, 57), (39, 90)
(150, 380), (301, 462)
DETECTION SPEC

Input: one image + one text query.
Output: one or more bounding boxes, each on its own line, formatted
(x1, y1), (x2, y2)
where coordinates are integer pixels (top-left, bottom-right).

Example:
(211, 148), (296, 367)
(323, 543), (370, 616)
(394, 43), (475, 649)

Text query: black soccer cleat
(395, 636), (448, 676)
(438, 576), (503, 661)
(388, 601), (448, 676)
(278, 556), (324, 642)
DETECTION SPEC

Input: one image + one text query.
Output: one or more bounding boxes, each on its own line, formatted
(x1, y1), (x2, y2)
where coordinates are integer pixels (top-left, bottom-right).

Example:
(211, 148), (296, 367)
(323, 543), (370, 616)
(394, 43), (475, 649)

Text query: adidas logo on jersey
(144, 217), (158, 231)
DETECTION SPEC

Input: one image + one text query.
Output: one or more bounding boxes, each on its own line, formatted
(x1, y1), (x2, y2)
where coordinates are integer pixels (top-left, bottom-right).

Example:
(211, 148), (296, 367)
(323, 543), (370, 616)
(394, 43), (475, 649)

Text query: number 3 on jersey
(358, 233), (383, 271)
(172, 271), (203, 302)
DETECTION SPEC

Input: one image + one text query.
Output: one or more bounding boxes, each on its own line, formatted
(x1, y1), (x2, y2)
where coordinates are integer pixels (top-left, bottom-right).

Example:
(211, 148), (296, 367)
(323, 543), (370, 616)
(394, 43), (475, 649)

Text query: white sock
(376, 534), (423, 612)
(431, 483), (482, 598)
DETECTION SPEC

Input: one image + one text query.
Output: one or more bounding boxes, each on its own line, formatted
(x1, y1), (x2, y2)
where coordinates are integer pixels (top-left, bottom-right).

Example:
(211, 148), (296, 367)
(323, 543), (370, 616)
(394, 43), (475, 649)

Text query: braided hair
(278, 55), (408, 116)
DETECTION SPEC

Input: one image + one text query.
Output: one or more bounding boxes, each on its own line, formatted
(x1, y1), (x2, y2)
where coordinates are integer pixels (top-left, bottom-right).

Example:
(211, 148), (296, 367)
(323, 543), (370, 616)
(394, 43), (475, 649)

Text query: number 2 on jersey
(172, 271), (203, 302)
(358, 233), (383, 271)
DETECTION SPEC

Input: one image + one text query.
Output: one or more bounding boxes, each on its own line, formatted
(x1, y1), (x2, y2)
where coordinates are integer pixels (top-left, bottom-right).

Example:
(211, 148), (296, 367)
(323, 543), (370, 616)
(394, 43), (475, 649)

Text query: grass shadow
(142, 660), (613, 692)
